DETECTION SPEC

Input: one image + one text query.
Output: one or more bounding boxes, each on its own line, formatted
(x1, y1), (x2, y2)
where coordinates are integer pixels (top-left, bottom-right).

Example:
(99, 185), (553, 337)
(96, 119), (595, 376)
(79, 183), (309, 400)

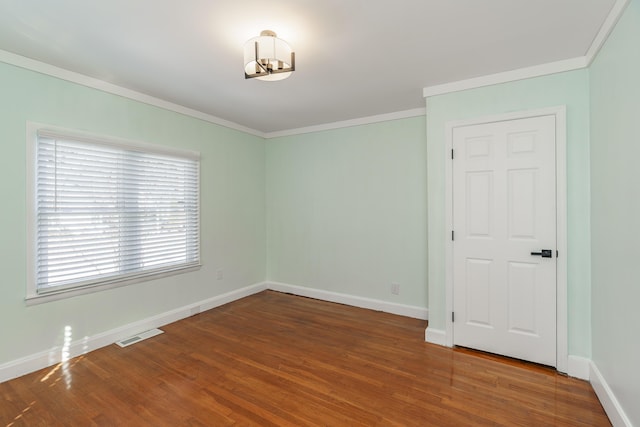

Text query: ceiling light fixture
(244, 30), (295, 81)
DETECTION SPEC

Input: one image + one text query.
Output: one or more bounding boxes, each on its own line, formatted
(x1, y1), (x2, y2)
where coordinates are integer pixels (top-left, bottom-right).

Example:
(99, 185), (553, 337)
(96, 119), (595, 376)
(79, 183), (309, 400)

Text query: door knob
(531, 249), (553, 258)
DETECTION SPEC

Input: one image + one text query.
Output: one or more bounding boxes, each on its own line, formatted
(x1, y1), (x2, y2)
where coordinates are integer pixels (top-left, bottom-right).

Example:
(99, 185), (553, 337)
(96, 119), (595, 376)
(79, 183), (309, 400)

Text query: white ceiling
(0, 0), (617, 134)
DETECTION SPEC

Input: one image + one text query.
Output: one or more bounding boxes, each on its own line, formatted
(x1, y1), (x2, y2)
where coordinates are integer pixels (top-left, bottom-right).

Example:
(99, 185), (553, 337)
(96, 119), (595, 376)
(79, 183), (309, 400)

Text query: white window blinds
(33, 130), (200, 296)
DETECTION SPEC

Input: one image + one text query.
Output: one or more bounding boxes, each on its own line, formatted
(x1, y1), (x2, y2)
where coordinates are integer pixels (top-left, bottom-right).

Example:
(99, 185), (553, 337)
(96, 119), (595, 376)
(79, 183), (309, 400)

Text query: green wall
(590, 0), (640, 424)
(0, 61), (266, 365)
(425, 70), (592, 357)
(266, 118), (428, 308)
(3, 8), (640, 422)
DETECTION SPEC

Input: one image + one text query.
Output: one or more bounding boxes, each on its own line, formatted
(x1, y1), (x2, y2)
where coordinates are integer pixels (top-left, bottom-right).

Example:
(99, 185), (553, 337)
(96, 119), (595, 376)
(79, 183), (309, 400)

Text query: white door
(452, 115), (557, 367)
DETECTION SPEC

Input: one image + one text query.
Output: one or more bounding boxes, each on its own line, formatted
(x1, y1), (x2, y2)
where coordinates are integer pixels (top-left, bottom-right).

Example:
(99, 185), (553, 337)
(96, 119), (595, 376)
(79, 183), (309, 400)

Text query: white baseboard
(590, 361), (633, 427)
(1, 280), (632, 427)
(424, 327), (448, 346)
(266, 281), (428, 320)
(567, 355), (591, 380)
(0, 282), (267, 384)
(1, 281), (427, 384)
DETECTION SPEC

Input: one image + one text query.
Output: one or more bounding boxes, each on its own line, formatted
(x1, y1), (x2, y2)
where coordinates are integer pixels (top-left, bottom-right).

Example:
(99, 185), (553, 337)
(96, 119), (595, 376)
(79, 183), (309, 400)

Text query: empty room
(0, 0), (638, 425)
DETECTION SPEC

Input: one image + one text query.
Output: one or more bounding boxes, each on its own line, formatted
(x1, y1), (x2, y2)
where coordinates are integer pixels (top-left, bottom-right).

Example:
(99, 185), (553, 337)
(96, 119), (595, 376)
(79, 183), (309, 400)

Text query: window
(27, 125), (200, 301)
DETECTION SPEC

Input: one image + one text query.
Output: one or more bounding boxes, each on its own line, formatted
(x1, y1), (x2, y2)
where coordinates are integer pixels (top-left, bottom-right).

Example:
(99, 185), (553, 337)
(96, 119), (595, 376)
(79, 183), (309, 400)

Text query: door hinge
(556, 250), (559, 258)
(451, 149), (454, 159)
(452, 312), (455, 322)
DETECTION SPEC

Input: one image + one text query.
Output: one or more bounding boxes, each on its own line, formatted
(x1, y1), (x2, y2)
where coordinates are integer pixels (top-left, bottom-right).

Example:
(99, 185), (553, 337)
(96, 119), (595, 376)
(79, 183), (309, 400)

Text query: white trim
(34, 124), (201, 159)
(555, 109), (568, 373)
(444, 118), (455, 347)
(584, 0), (631, 66)
(0, 49), (265, 138)
(423, 57), (587, 98)
(26, 266), (202, 306)
(26, 121), (203, 303)
(1, 281), (430, 383)
(264, 108), (427, 139)
(590, 361), (633, 427)
(425, 327), (447, 347)
(266, 281), (429, 320)
(567, 355), (591, 380)
(0, 282), (267, 384)
(422, 0), (629, 99)
(0, 49), (425, 139)
(1, 0), (629, 140)
(442, 106), (568, 372)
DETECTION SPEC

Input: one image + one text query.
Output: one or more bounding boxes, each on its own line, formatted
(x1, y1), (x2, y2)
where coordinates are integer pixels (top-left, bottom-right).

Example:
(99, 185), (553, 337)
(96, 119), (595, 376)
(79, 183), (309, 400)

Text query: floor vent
(116, 328), (164, 348)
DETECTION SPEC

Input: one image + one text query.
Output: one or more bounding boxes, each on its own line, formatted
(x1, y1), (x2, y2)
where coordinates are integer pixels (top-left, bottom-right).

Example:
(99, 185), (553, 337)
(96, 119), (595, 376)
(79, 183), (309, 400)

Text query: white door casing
(439, 106), (567, 372)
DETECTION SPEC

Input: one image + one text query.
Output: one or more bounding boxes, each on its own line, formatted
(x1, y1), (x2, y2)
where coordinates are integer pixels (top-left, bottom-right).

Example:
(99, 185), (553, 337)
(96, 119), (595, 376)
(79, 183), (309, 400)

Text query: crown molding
(422, 57), (587, 98)
(423, 0), (629, 99)
(0, 48), (424, 139)
(264, 108), (427, 139)
(584, 0), (630, 66)
(1, 0), (629, 138)
(0, 49), (266, 138)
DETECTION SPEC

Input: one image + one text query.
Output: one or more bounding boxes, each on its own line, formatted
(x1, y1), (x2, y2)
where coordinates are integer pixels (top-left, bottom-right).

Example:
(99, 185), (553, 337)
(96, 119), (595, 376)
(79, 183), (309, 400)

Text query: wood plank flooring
(1, 290), (610, 426)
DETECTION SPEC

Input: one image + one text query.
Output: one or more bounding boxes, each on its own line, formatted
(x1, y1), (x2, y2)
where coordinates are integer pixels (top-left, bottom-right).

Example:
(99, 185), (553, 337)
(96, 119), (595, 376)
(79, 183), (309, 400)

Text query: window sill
(25, 264), (202, 306)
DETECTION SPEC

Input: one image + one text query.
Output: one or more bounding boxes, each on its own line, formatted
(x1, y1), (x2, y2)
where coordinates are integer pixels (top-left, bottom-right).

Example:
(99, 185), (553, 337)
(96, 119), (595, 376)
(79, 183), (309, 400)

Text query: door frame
(443, 106), (568, 372)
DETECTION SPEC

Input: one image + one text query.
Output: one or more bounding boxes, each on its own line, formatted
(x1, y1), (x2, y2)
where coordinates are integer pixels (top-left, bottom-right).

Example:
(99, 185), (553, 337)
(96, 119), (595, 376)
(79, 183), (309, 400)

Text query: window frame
(26, 122), (201, 305)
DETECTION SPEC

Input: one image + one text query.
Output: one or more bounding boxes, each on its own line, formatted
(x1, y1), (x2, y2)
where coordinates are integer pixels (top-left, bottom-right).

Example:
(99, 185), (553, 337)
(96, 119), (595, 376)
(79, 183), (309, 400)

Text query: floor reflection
(5, 400), (35, 427)
(40, 326), (81, 390)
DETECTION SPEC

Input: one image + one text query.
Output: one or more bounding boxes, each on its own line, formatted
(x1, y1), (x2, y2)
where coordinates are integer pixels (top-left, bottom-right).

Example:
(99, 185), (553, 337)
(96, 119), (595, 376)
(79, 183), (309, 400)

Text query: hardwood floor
(1, 290), (610, 426)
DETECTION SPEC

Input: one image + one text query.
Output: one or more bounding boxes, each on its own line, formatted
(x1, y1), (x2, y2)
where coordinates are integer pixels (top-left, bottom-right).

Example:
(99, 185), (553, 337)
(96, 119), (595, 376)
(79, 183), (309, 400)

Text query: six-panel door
(452, 115), (557, 367)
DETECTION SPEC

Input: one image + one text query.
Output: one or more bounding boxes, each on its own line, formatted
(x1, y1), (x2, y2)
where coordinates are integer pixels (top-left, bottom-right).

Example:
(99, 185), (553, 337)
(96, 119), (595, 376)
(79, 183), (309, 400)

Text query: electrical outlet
(216, 269), (223, 280)
(391, 282), (400, 295)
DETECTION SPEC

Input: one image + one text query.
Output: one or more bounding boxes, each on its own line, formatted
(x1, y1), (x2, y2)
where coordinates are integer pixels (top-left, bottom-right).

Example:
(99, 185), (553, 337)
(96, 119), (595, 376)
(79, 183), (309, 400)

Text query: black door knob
(531, 249), (553, 258)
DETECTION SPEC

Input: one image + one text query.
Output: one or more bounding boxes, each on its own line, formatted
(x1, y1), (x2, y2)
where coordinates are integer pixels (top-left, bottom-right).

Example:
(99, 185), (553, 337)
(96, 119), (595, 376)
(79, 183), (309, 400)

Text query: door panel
(466, 172), (492, 237)
(452, 115), (557, 367)
(507, 261), (537, 335)
(465, 258), (493, 327)
(508, 169), (537, 239)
